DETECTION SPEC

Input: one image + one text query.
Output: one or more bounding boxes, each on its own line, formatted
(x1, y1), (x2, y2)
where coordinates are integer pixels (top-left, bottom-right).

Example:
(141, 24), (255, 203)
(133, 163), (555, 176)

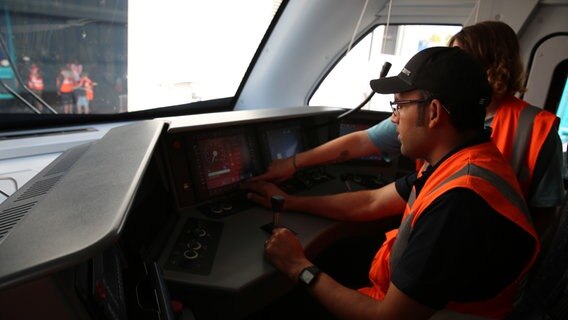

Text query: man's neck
(426, 129), (481, 166)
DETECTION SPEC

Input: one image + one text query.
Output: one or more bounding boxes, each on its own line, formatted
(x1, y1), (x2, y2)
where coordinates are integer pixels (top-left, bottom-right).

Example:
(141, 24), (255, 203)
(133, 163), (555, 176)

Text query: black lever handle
(379, 61), (392, 78)
(271, 195), (285, 228)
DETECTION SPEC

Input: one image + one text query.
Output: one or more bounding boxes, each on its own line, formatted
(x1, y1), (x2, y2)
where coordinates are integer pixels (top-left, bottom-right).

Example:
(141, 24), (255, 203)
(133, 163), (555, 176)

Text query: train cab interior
(1, 0), (568, 319)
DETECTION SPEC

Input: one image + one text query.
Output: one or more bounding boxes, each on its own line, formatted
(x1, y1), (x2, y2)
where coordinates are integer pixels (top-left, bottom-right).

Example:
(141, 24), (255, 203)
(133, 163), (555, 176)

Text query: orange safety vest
(59, 76), (75, 93)
(28, 74), (44, 91)
(415, 96), (559, 201)
(78, 77), (95, 100)
(359, 142), (540, 319)
(490, 96), (559, 198)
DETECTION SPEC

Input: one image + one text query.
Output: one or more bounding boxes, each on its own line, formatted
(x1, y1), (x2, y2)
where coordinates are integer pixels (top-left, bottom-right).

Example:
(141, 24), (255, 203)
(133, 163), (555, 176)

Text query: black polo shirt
(391, 131), (535, 309)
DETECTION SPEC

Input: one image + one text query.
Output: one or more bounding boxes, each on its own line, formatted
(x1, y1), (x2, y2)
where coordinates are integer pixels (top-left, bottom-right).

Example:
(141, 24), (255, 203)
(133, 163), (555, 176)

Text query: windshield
(0, 0), (282, 115)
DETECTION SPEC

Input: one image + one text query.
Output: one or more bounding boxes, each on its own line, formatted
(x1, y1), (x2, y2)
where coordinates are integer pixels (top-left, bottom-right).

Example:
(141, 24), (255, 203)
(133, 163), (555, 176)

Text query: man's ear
(428, 99), (445, 128)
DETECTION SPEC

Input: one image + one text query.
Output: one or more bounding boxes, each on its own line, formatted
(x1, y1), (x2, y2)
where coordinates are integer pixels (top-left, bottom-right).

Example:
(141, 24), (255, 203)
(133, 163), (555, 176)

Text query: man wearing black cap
(245, 47), (539, 318)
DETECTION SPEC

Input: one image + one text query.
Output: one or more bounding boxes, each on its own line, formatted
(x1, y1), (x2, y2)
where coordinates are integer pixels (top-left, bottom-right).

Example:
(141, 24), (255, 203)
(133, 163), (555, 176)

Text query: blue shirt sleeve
(366, 118), (401, 156)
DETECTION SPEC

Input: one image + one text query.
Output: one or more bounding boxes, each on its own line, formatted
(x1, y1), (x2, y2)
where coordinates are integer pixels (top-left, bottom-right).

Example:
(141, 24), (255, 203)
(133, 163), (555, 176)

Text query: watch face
(300, 270), (315, 284)
(299, 266), (320, 286)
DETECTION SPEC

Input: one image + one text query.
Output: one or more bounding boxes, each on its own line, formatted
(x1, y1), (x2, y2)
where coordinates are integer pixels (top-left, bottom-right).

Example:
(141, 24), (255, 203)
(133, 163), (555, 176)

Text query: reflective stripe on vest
(510, 105), (542, 190)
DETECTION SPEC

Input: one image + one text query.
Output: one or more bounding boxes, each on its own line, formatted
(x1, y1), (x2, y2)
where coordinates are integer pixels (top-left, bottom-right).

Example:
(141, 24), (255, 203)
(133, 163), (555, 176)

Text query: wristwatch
(298, 265), (321, 287)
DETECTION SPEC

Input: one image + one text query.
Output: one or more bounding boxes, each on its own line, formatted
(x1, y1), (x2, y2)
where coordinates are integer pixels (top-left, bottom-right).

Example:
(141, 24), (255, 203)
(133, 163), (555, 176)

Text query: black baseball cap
(370, 47), (491, 114)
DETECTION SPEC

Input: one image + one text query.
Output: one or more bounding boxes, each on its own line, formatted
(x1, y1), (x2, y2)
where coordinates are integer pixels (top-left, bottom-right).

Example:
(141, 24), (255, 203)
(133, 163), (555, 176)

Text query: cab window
(309, 24), (462, 112)
(0, 1), (282, 115)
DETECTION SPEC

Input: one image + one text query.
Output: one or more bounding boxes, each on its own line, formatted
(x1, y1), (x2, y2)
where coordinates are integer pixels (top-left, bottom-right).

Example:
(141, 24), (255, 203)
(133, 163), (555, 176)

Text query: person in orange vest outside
(56, 66), (75, 114)
(75, 72), (95, 114)
(27, 62), (44, 112)
(250, 20), (563, 240)
(243, 47), (539, 319)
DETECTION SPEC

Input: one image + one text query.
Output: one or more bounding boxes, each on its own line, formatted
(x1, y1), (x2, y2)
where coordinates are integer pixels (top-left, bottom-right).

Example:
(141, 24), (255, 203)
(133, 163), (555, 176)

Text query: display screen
(187, 128), (260, 201)
(257, 121), (305, 166)
(265, 125), (303, 161)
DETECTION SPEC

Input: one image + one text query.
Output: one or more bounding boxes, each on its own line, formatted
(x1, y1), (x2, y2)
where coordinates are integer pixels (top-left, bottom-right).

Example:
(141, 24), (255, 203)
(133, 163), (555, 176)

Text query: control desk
(0, 106), (403, 319)
(159, 107), (399, 318)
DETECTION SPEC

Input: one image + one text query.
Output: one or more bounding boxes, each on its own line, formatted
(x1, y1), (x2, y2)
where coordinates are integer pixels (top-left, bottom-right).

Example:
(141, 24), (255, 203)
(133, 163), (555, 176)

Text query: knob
(183, 250), (198, 260)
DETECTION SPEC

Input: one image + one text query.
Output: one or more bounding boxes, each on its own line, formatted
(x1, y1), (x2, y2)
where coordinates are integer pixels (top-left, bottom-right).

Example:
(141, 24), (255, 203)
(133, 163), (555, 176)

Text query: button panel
(165, 218), (223, 275)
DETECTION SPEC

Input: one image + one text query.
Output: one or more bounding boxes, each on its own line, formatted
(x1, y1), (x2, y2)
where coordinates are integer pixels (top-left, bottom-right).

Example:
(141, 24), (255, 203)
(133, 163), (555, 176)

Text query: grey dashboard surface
(0, 119), (164, 290)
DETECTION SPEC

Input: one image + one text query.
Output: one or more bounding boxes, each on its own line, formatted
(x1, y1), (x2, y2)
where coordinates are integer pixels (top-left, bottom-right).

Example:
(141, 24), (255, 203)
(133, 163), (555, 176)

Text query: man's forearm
(295, 131), (378, 169)
(284, 183), (404, 221)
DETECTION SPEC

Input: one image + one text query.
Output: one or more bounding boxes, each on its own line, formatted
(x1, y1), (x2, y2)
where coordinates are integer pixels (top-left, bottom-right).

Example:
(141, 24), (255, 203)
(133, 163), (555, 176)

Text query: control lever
(271, 195), (285, 228)
(261, 195), (294, 234)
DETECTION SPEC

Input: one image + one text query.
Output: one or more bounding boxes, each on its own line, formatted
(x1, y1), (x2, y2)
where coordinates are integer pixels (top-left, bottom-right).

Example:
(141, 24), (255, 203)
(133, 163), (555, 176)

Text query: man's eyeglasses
(389, 99), (431, 116)
(389, 99), (451, 116)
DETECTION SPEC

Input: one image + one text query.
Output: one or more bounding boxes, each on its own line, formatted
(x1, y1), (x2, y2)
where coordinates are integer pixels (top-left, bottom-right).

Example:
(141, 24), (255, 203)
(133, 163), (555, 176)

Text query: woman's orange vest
(490, 96), (559, 198)
(359, 142), (540, 319)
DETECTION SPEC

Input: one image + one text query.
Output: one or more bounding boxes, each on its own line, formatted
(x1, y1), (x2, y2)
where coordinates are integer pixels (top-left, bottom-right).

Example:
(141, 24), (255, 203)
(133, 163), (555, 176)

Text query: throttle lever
(261, 195), (293, 234)
(271, 195), (285, 228)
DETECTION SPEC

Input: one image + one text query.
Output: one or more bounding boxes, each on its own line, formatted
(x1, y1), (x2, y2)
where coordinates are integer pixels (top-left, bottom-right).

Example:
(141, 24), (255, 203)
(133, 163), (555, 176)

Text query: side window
(545, 60), (568, 146)
(309, 25), (462, 112)
(548, 64), (568, 183)
(557, 76), (568, 145)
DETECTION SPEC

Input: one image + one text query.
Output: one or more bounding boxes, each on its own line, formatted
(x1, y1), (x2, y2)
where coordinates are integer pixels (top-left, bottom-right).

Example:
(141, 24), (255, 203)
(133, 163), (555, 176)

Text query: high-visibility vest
(490, 96), (560, 198)
(59, 76), (75, 93)
(28, 73), (44, 91)
(359, 142), (540, 319)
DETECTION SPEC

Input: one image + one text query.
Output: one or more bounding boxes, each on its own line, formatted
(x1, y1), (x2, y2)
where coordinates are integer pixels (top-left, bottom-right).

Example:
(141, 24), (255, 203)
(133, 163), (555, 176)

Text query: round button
(187, 239), (202, 250)
(192, 227), (207, 238)
(210, 204), (223, 214)
(183, 250), (199, 260)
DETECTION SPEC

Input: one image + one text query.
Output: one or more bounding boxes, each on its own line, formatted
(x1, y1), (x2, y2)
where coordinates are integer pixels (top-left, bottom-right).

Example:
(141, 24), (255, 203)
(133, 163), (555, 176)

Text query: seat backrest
(509, 191), (568, 319)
